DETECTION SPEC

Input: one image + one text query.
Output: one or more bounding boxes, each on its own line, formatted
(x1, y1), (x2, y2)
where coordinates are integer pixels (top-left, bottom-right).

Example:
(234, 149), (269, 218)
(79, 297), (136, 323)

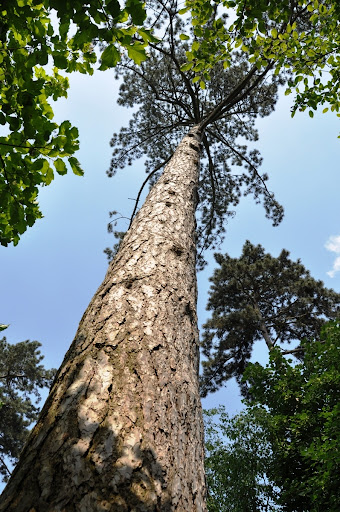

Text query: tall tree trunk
(252, 301), (274, 352)
(0, 128), (206, 512)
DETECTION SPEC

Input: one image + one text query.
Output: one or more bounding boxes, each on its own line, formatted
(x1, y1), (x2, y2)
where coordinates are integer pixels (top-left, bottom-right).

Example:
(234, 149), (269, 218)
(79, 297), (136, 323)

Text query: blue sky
(0, 65), (339, 419)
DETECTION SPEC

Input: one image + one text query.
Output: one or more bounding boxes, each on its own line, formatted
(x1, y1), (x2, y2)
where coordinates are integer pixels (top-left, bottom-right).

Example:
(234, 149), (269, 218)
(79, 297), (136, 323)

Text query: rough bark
(0, 128), (206, 511)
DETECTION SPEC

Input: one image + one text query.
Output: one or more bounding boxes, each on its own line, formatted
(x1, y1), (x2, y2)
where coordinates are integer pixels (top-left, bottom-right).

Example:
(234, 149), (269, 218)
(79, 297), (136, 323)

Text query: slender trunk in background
(253, 301), (274, 351)
(0, 128), (206, 512)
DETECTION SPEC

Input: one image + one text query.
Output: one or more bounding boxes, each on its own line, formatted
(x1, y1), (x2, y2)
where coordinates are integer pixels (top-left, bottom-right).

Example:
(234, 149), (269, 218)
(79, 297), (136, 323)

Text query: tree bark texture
(0, 128), (206, 512)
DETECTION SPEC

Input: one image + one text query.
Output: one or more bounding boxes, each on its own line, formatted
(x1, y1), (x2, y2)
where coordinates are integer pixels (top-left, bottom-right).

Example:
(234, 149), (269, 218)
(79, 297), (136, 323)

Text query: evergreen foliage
(201, 241), (340, 396)
(107, 0), (340, 267)
(107, 0), (287, 267)
(0, 336), (55, 482)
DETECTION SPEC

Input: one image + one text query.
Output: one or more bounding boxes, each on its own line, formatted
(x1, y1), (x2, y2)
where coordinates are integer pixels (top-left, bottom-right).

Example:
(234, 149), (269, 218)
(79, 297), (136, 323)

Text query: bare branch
(0, 456), (12, 477)
(128, 155), (172, 229)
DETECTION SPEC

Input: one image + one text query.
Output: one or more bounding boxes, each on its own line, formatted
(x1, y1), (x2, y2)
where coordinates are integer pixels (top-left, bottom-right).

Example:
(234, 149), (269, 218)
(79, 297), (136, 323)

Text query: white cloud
(325, 236), (340, 277)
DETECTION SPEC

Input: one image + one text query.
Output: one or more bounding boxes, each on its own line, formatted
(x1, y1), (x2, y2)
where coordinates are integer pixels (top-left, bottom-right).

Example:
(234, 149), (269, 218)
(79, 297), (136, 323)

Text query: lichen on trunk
(0, 128), (207, 512)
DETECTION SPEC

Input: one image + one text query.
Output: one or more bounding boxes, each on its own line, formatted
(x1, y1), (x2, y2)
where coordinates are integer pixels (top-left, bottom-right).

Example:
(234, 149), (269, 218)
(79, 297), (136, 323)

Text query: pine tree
(0, 335), (55, 482)
(1, 1), (339, 509)
(201, 241), (340, 396)
(0, 130), (207, 511)
(106, 1), (284, 268)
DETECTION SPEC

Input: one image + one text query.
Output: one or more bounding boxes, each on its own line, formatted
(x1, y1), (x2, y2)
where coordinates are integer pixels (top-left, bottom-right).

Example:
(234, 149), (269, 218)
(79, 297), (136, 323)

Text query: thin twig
(128, 155), (172, 229)
(0, 456), (12, 476)
(207, 128), (272, 197)
(197, 135), (216, 258)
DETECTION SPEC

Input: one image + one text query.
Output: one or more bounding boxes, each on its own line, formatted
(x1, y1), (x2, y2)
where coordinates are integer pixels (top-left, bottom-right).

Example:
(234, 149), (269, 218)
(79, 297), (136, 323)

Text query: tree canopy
(205, 321), (340, 511)
(106, 0), (288, 267)
(106, 0), (340, 266)
(200, 241), (340, 396)
(3, 0), (339, 248)
(186, 0), (340, 121)
(0, 334), (55, 482)
(204, 406), (280, 511)
(0, 0), (152, 247)
(244, 321), (340, 511)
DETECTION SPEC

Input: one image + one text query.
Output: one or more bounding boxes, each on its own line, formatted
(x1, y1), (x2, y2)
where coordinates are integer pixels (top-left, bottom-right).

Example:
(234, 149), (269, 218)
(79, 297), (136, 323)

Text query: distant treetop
(200, 241), (340, 396)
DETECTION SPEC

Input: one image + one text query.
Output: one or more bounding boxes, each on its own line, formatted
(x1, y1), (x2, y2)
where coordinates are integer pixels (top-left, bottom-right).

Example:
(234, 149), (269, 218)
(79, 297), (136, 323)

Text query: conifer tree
(201, 241), (340, 396)
(106, 1), (284, 267)
(0, 335), (55, 482)
(1, 1), (339, 509)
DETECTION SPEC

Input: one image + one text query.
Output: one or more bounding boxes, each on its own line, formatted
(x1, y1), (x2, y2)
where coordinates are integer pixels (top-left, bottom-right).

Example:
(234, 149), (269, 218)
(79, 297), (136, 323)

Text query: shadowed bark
(0, 128), (206, 511)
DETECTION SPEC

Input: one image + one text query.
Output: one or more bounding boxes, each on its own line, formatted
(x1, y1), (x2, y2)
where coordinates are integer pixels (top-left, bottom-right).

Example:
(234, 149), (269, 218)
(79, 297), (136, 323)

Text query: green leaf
(0, 324), (9, 332)
(192, 41), (200, 52)
(37, 49), (48, 66)
(44, 166), (54, 185)
(99, 44), (121, 70)
(32, 159), (45, 171)
(59, 120), (72, 135)
(8, 116), (20, 131)
(137, 28), (159, 43)
(309, 110), (314, 118)
(180, 34), (190, 41)
(127, 44), (147, 65)
(69, 126), (79, 139)
(54, 158), (68, 175)
(53, 52), (68, 69)
(59, 21), (70, 39)
(68, 157), (84, 176)
(125, 0), (146, 25)
(180, 62), (194, 72)
(105, 0), (121, 19)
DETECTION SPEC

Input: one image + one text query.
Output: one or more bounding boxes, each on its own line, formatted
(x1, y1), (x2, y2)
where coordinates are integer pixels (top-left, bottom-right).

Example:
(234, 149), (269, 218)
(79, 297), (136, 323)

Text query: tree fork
(0, 127), (207, 512)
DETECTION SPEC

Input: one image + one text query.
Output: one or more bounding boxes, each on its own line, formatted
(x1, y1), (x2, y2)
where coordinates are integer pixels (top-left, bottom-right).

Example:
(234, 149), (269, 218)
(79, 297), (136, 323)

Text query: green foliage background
(0, 0), (152, 246)
(205, 322), (340, 511)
